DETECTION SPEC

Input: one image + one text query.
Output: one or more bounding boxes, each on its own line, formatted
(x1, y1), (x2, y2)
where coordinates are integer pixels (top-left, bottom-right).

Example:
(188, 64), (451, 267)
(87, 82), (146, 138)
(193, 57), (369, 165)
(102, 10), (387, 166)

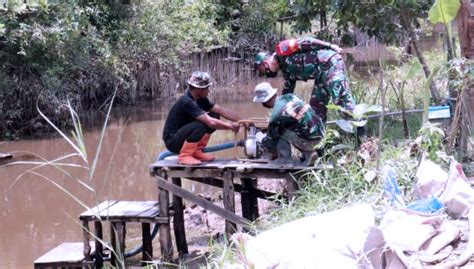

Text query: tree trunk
(401, 17), (440, 103)
(456, 0), (474, 160)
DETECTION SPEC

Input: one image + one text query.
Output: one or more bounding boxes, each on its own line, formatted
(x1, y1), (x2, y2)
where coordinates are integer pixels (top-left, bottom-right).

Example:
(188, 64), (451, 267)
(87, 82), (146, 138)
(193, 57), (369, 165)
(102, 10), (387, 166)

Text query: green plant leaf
(351, 119), (368, 127)
(330, 144), (354, 153)
(366, 105), (383, 113)
(428, 0), (461, 24)
(336, 119), (354, 133)
(406, 60), (422, 80)
(326, 103), (340, 111)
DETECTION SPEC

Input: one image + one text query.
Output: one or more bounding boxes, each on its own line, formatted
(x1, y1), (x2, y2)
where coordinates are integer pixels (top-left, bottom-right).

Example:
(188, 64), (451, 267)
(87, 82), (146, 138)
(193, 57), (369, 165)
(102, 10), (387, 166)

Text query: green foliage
(428, 0), (461, 24)
(0, 0), (229, 138)
(418, 122), (445, 162)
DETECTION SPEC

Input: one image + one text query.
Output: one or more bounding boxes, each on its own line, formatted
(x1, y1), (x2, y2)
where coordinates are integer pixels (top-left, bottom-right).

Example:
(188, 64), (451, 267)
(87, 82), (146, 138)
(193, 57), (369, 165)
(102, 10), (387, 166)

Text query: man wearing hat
(253, 82), (324, 165)
(163, 71), (241, 165)
(255, 36), (354, 124)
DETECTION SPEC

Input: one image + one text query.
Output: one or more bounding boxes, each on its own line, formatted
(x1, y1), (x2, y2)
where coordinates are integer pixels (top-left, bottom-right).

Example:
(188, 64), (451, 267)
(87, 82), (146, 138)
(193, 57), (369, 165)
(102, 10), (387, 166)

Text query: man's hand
(330, 44), (342, 54)
(230, 122), (240, 133)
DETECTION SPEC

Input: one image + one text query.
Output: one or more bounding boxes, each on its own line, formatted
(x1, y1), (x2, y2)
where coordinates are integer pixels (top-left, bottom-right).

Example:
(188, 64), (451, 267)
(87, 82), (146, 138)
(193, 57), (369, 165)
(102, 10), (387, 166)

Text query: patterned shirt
(267, 94), (324, 142)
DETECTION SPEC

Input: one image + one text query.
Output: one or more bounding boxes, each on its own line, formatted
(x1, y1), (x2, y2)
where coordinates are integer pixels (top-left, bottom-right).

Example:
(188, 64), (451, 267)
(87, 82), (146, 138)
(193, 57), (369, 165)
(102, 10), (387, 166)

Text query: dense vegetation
(0, 0), (468, 142)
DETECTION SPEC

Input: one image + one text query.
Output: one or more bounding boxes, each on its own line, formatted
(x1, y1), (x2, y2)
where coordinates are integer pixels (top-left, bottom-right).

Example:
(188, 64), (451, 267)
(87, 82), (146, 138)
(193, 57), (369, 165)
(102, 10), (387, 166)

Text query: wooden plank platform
(79, 200), (168, 223)
(80, 200), (169, 267)
(34, 242), (94, 268)
(150, 159), (317, 172)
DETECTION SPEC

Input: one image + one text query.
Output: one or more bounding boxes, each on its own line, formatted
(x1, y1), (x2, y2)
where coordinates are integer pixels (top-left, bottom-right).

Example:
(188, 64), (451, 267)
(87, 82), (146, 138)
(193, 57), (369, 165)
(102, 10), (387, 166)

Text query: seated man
(253, 82), (325, 165)
(163, 71), (240, 165)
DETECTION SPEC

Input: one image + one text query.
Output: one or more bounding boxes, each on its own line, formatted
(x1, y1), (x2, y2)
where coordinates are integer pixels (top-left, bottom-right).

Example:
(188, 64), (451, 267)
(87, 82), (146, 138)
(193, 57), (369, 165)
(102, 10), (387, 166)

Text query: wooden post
(223, 170), (237, 236)
(81, 220), (91, 263)
(110, 222), (126, 267)
(172, 177), (188, 256)
(286, 174), (299, 201)
(240, 177), (259, 222)
(94, 221), (104, 268)
(142, 223), (152, 264)
(456, 0), (474, 160)
(158, 171), (173, 262)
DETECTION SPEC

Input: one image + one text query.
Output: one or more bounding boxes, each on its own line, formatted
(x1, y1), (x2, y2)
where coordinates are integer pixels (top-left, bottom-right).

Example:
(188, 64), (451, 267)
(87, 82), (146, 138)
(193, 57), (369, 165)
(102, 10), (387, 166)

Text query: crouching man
(163, 71), (241, 165)
(252, 82), (324, 165)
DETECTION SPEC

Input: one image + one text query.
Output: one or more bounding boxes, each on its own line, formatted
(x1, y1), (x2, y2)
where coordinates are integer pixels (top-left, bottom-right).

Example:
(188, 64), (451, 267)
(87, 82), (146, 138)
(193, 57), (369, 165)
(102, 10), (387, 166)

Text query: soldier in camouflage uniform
(255, 36), (355, 123)
(252, 82), (324, 165)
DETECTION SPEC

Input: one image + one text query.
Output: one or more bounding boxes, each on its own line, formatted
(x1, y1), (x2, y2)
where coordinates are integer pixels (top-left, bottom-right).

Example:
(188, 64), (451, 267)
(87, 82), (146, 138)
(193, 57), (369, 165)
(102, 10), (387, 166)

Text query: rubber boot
(178, 142), (201, 165)
(271, 140), (293, 165)
(193, 134), (216, 162)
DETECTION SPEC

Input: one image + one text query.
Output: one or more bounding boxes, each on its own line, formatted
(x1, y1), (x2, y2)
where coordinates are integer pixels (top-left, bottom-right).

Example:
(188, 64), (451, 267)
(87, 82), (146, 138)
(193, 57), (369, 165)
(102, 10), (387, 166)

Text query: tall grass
(3, 90), (133, 267)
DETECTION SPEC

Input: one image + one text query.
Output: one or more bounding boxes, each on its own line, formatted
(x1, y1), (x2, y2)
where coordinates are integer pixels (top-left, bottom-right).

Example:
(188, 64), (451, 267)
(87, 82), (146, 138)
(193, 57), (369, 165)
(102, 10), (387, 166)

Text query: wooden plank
(153, 175), (251, 228)
(158, 175), (173, 262)
(223, 170), (237, 235)
(79, 200), (119, 220)
(100, 201), (157, 217)
(34, 242), (95, 265)
(81, 201), (160, 220)
(172, 177), (188, 256)
(150, 159), (316, 172)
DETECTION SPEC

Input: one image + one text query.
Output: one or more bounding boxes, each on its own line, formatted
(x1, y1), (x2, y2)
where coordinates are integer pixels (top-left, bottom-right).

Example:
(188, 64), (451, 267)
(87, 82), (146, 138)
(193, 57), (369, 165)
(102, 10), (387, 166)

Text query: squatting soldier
(253, 82), (324, 165)
(162, 71), (241, 165)
(255, 36), (355, 123)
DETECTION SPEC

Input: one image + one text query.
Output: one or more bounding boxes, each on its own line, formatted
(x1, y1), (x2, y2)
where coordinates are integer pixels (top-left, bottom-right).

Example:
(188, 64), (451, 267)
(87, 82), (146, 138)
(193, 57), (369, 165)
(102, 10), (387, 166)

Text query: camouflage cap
(255, 52), (271, 65)
(187, 71), (212, 89)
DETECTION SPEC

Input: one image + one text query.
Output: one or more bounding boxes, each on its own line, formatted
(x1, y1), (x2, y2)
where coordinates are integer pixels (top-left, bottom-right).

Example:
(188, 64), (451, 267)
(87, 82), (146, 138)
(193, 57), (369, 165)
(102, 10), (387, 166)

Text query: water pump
(243, 126), (266, 159)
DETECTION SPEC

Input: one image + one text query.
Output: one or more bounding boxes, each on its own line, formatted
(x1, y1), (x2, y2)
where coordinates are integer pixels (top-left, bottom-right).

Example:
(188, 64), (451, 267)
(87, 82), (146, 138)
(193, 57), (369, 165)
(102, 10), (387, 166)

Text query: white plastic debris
(243, 204), (377, 269)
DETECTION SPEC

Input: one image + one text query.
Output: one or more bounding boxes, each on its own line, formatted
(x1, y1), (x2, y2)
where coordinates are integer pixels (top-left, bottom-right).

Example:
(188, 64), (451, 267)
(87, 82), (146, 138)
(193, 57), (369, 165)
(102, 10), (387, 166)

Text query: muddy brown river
(0, 80), (281, 268)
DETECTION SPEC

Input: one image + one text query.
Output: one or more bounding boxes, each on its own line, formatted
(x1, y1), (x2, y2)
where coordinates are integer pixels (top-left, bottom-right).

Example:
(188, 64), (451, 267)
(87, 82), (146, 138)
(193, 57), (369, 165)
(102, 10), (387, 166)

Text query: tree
(278, 0), (442, 103)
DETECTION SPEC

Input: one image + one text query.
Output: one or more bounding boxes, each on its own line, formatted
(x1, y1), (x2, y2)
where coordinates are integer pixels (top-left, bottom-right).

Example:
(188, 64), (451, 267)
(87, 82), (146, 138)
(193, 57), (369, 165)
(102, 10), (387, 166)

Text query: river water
(0, 78), (280, 268)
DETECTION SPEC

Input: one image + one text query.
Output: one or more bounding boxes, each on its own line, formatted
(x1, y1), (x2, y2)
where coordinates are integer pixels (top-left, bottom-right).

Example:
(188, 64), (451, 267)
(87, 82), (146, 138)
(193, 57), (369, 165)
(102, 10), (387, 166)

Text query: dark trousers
(164, 113), (219, 153)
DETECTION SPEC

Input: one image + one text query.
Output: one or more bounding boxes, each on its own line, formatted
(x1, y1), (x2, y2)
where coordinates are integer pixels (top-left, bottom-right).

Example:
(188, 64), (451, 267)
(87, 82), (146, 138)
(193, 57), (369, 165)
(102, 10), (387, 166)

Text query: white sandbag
(413, 157), (448, 199)
(439, 159), (474, 218)
(243, 204), (377, 269)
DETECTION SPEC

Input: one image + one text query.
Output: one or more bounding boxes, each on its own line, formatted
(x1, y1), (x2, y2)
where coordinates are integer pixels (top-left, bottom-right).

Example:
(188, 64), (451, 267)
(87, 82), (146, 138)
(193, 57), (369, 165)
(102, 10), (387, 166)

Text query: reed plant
(3, 90), (135, 268)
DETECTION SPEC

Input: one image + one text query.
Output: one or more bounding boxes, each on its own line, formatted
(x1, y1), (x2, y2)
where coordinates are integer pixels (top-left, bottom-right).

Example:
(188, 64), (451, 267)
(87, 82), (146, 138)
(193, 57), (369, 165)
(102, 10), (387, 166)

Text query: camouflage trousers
(281, 130), (320, 152)
(309, 54), (355, 122)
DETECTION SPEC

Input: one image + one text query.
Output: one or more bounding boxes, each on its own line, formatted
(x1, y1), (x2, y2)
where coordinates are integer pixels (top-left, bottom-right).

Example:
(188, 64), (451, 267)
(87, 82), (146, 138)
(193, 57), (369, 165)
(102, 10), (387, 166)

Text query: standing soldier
(255, 36), (355, 124)
(252, 82), (324, 165)
(163, 71), (241, 165)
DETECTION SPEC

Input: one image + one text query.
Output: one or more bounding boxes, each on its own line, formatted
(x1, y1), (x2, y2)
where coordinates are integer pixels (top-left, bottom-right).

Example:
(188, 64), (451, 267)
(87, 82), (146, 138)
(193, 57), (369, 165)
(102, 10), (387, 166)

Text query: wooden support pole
(286, 175), (299, 201)
(172, 177), (188, 256)
(223, 170), (237, 236)
(81, 220), (91, 263)
(142, 222), (152, 264)
(158, 172), (173, 262)
(93, 221), (103, 268)
(110, 222), (126, 267)
(241, 177), (259, 222)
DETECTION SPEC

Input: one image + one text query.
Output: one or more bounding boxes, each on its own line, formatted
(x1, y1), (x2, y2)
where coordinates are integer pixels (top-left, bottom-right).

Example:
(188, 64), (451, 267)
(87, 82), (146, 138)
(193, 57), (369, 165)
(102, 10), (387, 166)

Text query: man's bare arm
(210, 104), (242, 122)
(196, 113), (239, 133)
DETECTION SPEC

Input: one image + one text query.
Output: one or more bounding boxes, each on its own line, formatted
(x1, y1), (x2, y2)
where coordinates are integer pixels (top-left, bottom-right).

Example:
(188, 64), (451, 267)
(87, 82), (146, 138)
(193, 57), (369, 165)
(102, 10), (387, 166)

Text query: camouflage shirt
(275, 37), (336, 93)
(267, 94), (324, 142)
